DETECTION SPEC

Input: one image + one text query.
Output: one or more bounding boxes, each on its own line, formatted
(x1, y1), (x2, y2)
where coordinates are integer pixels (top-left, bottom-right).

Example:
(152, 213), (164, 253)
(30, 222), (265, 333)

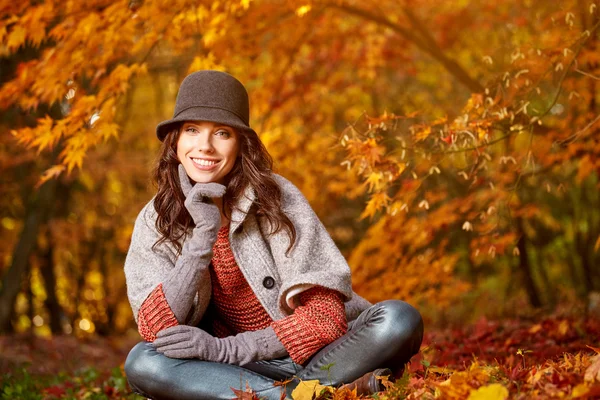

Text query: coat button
(262, 276), (275, 289)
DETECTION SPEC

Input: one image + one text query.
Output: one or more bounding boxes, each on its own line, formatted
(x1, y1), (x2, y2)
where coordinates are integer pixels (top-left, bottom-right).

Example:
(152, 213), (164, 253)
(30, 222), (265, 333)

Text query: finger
(154, 332), (189, 347)
(178, 164), (194, 197)
(153, 336), (185, 348)
(157, 325), (190, 337)
(155, 340), (194, 353)
(156, 325), (190, 337)
(188, 184), (209, 205)
(194, 182), (227, 199)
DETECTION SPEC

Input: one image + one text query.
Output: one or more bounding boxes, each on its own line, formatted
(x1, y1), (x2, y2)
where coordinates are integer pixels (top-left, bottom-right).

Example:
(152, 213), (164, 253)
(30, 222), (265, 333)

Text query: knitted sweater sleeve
(271, 286), (347, 365)
(137, 283), (179, 342)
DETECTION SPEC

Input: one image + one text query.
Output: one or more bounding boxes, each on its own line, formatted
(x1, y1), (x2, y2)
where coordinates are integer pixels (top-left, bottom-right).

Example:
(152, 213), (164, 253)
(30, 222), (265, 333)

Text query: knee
(370, 300), (424, 347)
(124, 342), (164, 394)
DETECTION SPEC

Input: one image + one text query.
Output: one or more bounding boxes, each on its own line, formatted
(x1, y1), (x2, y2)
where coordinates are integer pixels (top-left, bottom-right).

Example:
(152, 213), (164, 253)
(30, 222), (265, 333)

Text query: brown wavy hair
(152, 124), (296, 255)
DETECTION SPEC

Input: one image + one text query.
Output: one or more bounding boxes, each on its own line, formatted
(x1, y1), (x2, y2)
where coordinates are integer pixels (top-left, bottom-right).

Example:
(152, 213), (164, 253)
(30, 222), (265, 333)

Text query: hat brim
(156, 106), (256, 141)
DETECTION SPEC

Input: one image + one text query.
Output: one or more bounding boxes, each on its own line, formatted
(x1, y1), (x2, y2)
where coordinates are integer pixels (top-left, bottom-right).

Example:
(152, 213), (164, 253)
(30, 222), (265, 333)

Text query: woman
(124, 70), (423, 400)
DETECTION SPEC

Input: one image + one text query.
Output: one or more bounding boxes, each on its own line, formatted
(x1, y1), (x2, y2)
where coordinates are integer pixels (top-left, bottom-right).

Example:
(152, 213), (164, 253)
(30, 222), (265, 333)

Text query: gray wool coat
(124, 174), (371, 328)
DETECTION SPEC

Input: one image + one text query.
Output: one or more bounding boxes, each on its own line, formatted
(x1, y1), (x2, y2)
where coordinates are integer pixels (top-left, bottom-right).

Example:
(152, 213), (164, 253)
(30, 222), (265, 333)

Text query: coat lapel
(230, 183), (256, 234)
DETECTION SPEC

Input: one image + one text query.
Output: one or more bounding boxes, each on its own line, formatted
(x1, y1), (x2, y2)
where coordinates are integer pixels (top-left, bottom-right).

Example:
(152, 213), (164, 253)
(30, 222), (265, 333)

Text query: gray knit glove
(178, 164), (226, 231)
(153, 325), (288, 365)
(160, 165), (226, 323)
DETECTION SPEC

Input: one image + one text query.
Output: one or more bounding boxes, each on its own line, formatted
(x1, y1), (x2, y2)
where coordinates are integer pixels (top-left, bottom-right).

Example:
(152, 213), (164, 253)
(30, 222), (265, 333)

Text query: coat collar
(230, 183), (256, 233)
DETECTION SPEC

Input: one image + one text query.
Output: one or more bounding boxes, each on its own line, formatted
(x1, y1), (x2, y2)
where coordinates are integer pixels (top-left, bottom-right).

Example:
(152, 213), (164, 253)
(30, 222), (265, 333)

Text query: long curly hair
(152, 124), (296, 255)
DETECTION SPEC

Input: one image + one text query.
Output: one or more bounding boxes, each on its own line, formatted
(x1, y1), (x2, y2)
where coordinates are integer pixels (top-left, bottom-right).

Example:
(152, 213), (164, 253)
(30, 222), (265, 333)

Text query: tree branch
(322, 2), (485, 93)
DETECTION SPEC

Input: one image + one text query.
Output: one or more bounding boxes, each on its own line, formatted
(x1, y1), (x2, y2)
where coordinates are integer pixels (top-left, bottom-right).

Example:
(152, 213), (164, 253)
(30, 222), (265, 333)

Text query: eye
(215, 129), (232, 138)
(184, 126), (199, 134)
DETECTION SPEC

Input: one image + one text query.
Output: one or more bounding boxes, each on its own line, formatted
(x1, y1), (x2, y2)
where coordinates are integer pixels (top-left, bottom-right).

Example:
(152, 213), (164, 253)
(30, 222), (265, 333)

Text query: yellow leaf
(203, 28), (219, 47)
(0, 25), (7, 43)
(291, 380), (332, 400)
(414, 126), (432, 142)
(1, 217), (16, 230)
(295, 5), (312, 17)
(527, 368), (544, 385)
(365, 172), (384, 192)
(432, 116), (448, 125)
(572, 383), (590, 398)
(476, 126), (487, 140)
(7, 25), (26, 51)
(31, 116), (58, 153)
(97, 122), (120, 141)
(428, 365), (454, 374)
(36, 165), (66, 188)
(187, 53), (223, 74)
(437, 362), (492, 399)
(360, 192), (391, 220)
(467, 383), (509, 400)
(60, 136), (88, 173)
(558, 319), (570, 336)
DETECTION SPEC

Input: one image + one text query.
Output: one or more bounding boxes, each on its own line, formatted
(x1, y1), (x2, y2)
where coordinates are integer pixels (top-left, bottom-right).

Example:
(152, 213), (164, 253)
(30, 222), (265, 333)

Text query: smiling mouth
(191, 158), (219, 167)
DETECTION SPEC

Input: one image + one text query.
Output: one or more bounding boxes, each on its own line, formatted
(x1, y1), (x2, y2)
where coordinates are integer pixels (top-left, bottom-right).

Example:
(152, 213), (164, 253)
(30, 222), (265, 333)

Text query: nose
(194, 130), (214, 153)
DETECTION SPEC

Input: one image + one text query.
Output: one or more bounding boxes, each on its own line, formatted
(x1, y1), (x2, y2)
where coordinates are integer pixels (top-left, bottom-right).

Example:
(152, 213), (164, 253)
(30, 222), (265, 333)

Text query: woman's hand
(153, 325), (218, 360)
(153, 325), (287, 365)
(178, 164), (226, 229)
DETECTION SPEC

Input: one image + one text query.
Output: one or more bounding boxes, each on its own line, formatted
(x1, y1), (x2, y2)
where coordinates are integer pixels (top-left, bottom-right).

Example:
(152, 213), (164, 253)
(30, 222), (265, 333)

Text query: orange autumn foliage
(1, 0), (599, 337)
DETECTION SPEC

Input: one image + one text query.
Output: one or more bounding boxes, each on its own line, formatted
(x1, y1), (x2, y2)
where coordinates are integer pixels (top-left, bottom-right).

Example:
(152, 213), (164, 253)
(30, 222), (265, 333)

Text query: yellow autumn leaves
(287, 350), (600, 400)
(288, 376), (509, 400)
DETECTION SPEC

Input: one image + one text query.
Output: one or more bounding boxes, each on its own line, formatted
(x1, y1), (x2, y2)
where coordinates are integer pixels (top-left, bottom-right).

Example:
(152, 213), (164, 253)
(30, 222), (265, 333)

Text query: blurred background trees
(0, 0), (598, 336)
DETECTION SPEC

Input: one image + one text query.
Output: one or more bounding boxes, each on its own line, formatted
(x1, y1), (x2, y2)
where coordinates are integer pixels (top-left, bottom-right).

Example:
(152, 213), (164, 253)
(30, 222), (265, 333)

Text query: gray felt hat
(156, 70), (256, 141)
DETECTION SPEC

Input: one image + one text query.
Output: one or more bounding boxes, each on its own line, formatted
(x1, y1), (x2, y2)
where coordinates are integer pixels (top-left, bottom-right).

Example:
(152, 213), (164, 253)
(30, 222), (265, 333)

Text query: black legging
(124, 300), (424, 399)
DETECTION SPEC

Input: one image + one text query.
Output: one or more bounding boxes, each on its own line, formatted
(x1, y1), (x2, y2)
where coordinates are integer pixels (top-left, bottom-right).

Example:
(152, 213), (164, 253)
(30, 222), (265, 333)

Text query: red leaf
(43, 385), (66, 396)
(230, 383), (261, 400)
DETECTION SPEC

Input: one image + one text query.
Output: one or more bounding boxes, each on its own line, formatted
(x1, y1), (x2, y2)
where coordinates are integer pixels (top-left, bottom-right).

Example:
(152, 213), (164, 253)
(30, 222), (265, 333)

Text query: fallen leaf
(230, 382), (261, 399)
(467, 383), (509, 400)
(43, 385), (66, 396)
(558, 320), (570, 336)
(528, 324), (542, 334)
(585, 355), (600, 383)
(291, 380), (332, 400)
(572, 383), (590, 398)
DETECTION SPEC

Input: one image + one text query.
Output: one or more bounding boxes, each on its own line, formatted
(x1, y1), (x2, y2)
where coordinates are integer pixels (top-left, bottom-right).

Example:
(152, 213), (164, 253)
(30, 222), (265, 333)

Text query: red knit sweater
(137, 225), (348, 364)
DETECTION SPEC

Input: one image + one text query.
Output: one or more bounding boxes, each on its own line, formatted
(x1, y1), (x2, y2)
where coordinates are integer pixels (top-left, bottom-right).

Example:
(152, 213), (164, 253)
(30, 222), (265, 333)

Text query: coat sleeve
(267, 175), (354, 315)
(123, 200), (210, 328)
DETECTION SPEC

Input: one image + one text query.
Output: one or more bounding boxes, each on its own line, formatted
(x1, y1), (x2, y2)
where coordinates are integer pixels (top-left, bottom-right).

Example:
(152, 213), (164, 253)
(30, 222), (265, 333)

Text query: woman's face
(177, 121), (240, 184)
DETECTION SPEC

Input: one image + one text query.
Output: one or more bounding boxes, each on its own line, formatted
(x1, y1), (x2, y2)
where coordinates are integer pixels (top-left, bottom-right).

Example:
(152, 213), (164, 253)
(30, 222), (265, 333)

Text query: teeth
(192, 158), (217, 166)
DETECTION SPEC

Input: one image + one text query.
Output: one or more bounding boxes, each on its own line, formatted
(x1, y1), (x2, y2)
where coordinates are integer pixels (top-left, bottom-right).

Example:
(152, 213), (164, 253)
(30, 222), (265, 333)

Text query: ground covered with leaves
(401, 315), (600, 399)
(0, 334), (141, 399)
(1, 315), (599, 399)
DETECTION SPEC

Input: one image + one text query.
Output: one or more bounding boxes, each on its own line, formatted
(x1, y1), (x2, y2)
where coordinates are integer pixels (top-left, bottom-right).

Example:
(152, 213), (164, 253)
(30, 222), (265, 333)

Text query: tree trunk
(516, 219), (543, 308)
(27, 269), (34, 334)
(578, 229), (596, 293)
(95, 229), (112, 337)
(0, 177), (59, 333)
(72, 241), (94, 326)
(532, 247), (555, 307)
(40, 242), (63, 334)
